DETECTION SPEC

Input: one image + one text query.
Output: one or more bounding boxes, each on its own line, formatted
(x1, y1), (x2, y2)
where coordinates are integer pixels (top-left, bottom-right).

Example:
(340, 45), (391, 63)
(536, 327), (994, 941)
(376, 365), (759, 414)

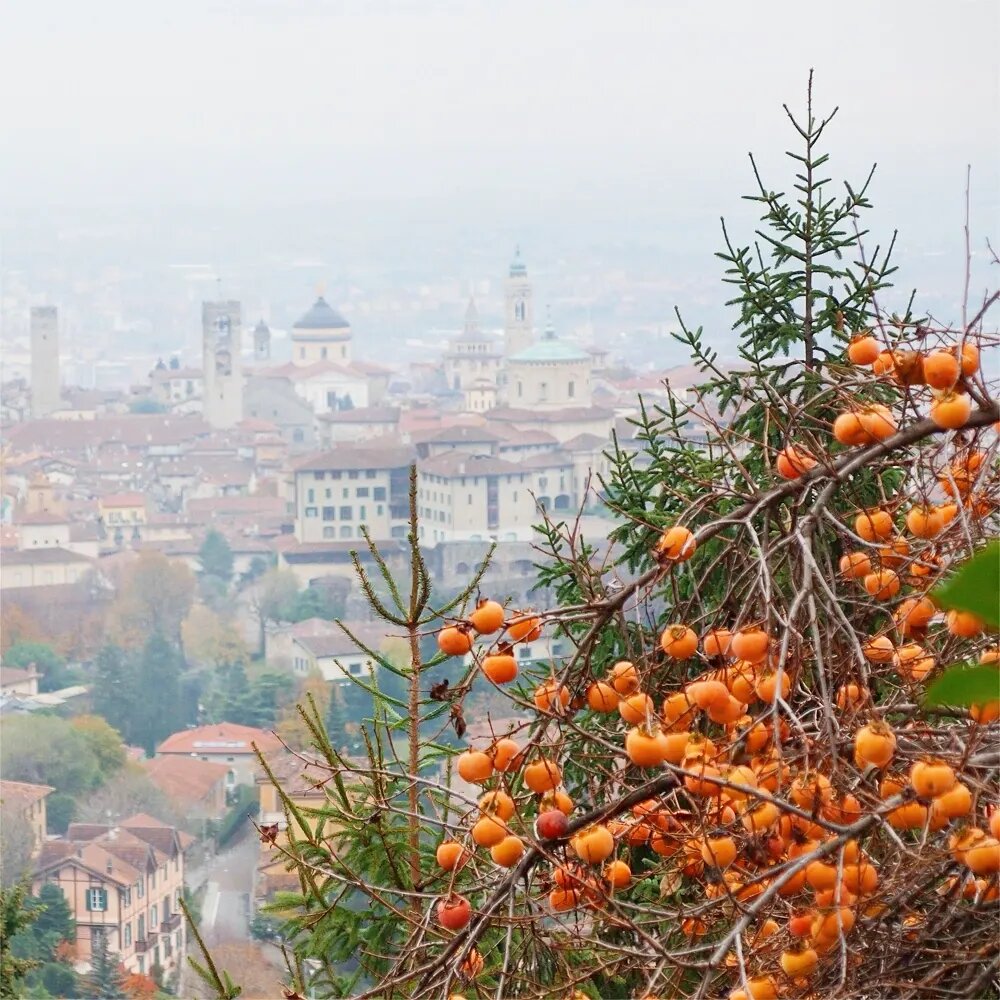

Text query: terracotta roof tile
(156, 722), (284, 756)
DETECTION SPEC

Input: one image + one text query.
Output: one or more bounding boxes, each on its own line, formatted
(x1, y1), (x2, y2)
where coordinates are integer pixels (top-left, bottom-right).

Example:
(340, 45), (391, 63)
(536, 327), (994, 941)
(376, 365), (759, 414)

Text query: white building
(291, 295), (352, 365)
(504, 316), (594, 411)
(443, 298), (503, 411)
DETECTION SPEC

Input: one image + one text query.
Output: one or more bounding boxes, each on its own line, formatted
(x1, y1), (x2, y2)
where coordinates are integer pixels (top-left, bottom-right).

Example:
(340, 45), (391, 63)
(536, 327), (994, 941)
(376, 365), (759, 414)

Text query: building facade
(503, 250), (534, 358)
(291, 295), (352, 365)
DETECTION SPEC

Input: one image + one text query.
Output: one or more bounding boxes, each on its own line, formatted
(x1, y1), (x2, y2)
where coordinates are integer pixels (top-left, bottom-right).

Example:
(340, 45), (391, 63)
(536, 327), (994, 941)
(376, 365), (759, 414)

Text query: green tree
(38, 961), (78, 998)
(83, 932), (125, 999)
(198, 530), (234, 583)
(70, 716), (127, 775)
(92, 646), (139, 743)
(0, 716), (100, 798)
(44, 793), (76, 836)
(247, 568), (299, 656)
(106, 551), (195, 648)
(130, 633), (188, 755)
(2, 641), (70, 692)
(0, 883), (40, 998)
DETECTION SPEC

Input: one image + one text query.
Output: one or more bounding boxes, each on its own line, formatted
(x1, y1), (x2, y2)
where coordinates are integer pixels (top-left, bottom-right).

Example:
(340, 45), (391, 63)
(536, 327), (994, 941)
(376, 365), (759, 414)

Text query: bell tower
(504, 247), (534, 358)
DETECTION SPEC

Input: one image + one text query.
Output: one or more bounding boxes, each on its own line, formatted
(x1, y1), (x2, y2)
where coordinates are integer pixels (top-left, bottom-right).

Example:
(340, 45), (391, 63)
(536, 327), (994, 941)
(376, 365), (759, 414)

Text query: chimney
(106, 859), (113, 874)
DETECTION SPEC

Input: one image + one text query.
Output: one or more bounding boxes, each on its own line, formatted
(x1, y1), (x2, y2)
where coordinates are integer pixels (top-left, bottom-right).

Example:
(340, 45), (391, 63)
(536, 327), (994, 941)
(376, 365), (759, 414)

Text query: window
(348, 471), (359, 480)
(322, 506), (335, 521)
(124, 888), (132, 907)
(305, 506), (318, 518)
(349, 662), (362, 675)
(376, 504), (384, 516)
(87, 888), (108, 911)
(365, 470), (377, 479)
(315, 471), (326, 480)
(124, 923), (132, 947)
(307, 488), (315, 503)
(342, 488), (349, 499)
(339, 525), (352, 539)
(373, 487), (386, 501)
(356, 487), (369, 498)
(321, 347), (328, 359)
(325, 487), (331, 498)
(151, 904), (158, 927)
(359, 505), (367, 520)
(568, 381), (575, 398)
(150, 868), (155, 888)
(340, 506), (352, 520)
(137, 879), (144, 899)
(138, 957), (145, 975)
(517, 645), (532, 660)
(517, 382), (523, 397)
(323, 526), (335, 539)
(467, 493), (473, 505)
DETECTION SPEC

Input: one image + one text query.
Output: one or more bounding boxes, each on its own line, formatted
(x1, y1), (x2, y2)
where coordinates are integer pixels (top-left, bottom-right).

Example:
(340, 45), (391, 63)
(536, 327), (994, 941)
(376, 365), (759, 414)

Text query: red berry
(535, 808), (569, 841)
(436, 894), (472, 930)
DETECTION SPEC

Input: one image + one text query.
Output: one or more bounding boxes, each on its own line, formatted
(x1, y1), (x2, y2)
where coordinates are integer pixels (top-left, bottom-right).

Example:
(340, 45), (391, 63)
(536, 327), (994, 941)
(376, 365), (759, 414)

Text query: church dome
(508, 315), (587, 363)
(292, 296), (350, 333)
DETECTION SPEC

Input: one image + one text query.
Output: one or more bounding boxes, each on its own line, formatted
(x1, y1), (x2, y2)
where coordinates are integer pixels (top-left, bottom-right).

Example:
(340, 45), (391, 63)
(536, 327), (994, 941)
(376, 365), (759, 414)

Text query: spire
(509, 245), (527, 278)
(543, 305), (556, 340)
(464, 296), (479, 335)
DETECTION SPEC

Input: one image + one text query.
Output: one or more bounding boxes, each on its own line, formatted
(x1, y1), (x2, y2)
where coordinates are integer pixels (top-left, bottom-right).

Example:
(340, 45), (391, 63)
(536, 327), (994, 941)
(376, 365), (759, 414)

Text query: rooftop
(292, 296), (350, 333)
(0, 778), (55, 804)
(156, 722), (284, 756)
(291, 443), (415, 473)
(2, 547), (92, 566)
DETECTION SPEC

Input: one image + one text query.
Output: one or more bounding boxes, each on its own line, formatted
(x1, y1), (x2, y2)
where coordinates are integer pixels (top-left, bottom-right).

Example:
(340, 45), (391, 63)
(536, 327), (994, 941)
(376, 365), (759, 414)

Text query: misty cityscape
(1, 2), (998, 1000)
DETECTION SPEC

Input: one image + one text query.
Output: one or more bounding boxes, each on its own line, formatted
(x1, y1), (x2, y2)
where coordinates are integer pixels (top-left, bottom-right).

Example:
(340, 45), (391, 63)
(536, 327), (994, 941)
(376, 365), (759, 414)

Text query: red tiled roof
(98, 492), (147, 508)
(156, 722), (284, 756)
(141, 755), (230, 805)
(0, 778), (54, 804)
(291, 443), (415, 473)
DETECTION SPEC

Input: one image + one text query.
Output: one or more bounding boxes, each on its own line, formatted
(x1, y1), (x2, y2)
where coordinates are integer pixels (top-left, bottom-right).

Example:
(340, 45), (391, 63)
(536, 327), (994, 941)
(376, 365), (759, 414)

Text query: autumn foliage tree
(188, 82), (1000, 1000)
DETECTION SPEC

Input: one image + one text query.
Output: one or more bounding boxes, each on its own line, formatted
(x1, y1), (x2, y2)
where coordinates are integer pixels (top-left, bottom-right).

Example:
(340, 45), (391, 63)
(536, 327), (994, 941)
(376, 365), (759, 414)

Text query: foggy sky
(3, 0), (998, 213)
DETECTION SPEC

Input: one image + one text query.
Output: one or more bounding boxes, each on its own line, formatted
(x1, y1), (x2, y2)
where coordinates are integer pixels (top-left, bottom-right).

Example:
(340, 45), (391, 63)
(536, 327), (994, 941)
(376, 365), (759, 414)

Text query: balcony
(161, 913), (182, 933)
(135, 937), (151, 954)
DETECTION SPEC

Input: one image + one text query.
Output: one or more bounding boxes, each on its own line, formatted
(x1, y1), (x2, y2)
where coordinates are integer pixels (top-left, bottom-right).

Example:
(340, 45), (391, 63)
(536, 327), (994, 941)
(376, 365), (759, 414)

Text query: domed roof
(293, 296), (350, 331)
(508, 314), (587, 363)
(254, 319), (270, 334)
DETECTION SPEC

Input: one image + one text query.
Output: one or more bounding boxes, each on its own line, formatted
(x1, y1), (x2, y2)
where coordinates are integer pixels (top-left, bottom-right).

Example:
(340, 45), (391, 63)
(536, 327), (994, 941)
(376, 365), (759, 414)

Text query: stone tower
(504, 248), (534, 358)
(30, 306), (60, 418)
(202, 300), (243, 428)
(253, 319), (271, 361)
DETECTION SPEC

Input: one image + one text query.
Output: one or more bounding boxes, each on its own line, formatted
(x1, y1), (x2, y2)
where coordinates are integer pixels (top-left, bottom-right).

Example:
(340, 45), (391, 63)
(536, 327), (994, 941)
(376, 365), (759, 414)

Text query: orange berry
(863, 568), (900, 600)
(855, 508), (894, 541)
(625, 726), (667, 767)
(469, 598), (505, 634)
(457, 750), (494, 784)
(548, 886), (580, 911)
(964, 838), (1000, 875)
(490, 834), (524, 867)
(618, 692), (654, 725)
(854, 720), (896, 769)
(533, 679), (570, 713)
(570, 824), (615, 865)
(438, 626), (474, 657)
(478, 789), (515, 820)
(862, 635), (896, 663)
(662, 691), (695, 729)
(872, 350), (896, 377)
(489, 738), (521, 773)
(947, 609), (984, 638)
(924, 349), (960, 390)
(655, 525), (696, 562)
(700, 834), (738, 869)
(847, 333), (880, 365)
(482, 653), (518, 684)
(586, 681), (620, 713)
(840, 551), (873, 580)
(755, 668), (792, 703)
(471, 814), (507, 847)
(888, 800), (929, 830)
(956, 342), (980, 376)
(910, 759), (957, 799)
(930, 390), (972, 430)
(702, 628), (733, 658)
(790, 771), (833, 809)
(858, 404), (897, 441)
(906, 504), (944, 539)
(833, 411), (869, 446)
(609, 660), (641, 695)
(436, 840), (469, 871)
(731, 627), (770, 663)
(687, 678), (731, 711)
(523, 758), (561, 794)
(894, 596), (936, 635)
(776, 444), (817, 479)
(742, 800), (781, 834)
(894, 643), (935, 682)
(661, 624), (698, 659)
(706, 694), (746, 725)
(932, 781), (972, 820)
(878, 536), (911, 568)
(603, 859), (632, 889)
(506, 613), (542, 643)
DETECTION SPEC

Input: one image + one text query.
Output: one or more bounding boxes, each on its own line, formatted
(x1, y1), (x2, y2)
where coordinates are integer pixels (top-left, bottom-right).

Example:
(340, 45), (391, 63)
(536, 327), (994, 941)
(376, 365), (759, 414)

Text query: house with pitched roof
(0, 778), (54, 855)
(155, 722), (284, 788)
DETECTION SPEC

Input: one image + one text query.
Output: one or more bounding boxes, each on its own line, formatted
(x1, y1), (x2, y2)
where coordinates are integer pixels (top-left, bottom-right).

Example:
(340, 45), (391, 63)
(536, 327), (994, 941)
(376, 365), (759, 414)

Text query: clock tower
(202, 300), (243, 428)
(503, 247), (534, 358)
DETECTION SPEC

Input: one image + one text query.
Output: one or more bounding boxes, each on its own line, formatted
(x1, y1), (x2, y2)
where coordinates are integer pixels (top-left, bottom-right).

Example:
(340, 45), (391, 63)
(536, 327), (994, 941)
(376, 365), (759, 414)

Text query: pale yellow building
(291, 295), (352, 365)
(0, 779), (53, 855)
